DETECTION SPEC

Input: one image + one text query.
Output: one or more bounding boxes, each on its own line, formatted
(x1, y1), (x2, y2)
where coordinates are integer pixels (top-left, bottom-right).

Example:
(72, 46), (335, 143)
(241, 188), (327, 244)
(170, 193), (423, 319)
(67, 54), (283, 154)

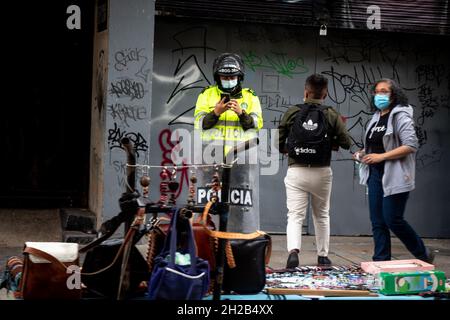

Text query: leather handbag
(192, 206), (217, 271)
(199, 202), (272, 294)
(80, 207), (150, 299)
(148, 208), (210, 300)
(221, 231), (271, 294)
(81, 238), (150, 298)
(21, 242), (81, 300)
(146, 219), (169, 274)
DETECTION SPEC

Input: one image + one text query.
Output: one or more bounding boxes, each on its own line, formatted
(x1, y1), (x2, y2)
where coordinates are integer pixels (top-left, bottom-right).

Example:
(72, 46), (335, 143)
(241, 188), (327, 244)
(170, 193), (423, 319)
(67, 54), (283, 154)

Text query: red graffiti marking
(158, 129), (189, 199)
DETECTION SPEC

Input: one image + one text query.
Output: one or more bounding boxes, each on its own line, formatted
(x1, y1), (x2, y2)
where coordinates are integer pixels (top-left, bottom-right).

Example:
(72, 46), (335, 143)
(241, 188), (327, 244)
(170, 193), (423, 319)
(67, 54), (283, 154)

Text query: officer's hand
(228, 99), (242, 115)
(214, 97), (228, 116)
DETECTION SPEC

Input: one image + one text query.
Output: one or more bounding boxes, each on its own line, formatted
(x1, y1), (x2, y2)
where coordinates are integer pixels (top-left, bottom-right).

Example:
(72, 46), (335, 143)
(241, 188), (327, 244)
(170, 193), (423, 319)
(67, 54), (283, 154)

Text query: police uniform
(194, 85), (263, 155)
(193, 84), (263, 233)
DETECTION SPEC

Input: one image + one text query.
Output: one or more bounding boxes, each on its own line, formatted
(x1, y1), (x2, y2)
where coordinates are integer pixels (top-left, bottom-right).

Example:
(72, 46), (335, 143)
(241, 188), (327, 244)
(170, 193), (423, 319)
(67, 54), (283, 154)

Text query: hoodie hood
(390, 104), (414, 117)
(385, 104), (414, 135)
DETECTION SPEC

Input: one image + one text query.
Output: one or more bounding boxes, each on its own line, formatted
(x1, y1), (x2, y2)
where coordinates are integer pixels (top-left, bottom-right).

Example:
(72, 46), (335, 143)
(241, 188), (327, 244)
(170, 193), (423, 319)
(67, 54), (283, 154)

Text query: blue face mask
(221, 79), (238, 89)
(374, 94), (390, 110)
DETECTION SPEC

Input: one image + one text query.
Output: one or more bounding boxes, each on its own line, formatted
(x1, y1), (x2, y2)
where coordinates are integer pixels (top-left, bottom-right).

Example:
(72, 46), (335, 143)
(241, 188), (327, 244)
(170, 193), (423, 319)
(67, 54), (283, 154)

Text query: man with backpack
(277, 74), (351, 268)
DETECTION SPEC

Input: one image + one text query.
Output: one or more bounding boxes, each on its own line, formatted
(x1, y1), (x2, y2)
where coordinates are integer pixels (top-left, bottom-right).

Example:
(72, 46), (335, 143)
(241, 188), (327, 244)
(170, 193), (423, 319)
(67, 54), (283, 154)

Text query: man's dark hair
(305, 74), (328, 99)
(370, 78), (409, 111)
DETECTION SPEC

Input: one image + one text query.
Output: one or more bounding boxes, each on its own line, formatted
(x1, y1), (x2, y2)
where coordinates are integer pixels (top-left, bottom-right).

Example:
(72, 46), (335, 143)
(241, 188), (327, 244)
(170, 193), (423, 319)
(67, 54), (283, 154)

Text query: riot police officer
(194, 53), (263, 233)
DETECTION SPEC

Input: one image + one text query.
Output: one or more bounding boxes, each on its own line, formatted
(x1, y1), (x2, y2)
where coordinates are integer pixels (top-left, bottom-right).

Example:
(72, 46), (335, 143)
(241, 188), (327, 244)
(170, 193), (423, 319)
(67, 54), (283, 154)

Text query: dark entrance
(1, 0), (95, 208)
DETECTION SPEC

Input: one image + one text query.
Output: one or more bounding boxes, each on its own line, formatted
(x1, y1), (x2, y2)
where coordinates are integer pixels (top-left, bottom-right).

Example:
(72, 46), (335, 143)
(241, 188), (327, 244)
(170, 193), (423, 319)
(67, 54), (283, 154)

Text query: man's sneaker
(317, 256), (332, 266)
(286, 252), (299, 269)
(424, 247), (435, 264)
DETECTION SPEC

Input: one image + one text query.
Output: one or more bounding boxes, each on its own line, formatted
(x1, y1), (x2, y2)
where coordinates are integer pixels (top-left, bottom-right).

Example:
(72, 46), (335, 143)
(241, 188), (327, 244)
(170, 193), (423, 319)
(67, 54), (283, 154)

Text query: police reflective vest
(194, 85), (263, 153)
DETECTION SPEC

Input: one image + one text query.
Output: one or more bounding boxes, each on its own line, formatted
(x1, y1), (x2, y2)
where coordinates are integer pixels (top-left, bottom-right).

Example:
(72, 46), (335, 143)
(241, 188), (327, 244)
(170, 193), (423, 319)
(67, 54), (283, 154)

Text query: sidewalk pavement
(1, 234), (449, 300)
(269, 235), (450, 274)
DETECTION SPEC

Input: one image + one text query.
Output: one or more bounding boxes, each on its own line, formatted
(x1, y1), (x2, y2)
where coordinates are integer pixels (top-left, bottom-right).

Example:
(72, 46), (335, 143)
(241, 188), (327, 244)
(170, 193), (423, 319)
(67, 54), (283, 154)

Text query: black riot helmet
(213, 53), (245, 83)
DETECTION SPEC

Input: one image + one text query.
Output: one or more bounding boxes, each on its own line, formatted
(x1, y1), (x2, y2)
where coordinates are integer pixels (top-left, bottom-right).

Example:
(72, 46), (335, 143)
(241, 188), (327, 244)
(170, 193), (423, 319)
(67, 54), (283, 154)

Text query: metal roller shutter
(155, 0), (450, 36)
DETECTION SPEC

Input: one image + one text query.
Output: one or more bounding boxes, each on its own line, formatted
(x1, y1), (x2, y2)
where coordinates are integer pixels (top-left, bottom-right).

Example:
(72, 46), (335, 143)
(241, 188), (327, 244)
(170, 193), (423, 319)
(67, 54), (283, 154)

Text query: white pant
(284, 166), (332, 257)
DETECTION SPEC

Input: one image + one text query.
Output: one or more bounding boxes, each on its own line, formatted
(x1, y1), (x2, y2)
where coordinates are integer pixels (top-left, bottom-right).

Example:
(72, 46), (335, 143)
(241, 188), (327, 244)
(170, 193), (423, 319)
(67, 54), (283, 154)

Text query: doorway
(0, 0), (95, 208)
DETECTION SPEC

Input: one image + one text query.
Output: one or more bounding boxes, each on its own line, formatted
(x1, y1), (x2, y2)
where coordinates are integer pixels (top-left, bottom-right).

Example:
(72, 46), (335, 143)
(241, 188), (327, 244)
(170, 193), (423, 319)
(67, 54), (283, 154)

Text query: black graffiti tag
(322, 65), (388, 107)
(114, 48), (150, 82)
(110, 78), (146, 100)
(259, 94), (292, 113)
(166, 54), (211, 104)
(96, 49), (106, 114)
(166, 27), (216, 125)
(345, 110), (373, 151)
(414, 125), (428, 148)
(108, 103), (148, 127)
(115, 48), (143, 71)
(172, 26), (216, 63)
(107, 123), (149, 157)
(416, 149), (443, 171)
(321, 38), (375, 65)
(416, 64), (445, 87)
(416, 84), (439, 126)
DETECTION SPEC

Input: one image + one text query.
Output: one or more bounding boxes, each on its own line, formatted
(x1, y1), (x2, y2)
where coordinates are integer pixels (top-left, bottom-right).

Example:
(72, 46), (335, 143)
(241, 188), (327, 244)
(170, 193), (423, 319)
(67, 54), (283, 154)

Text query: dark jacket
(202, 109), (255, 130)
(277, 103), (351, 166)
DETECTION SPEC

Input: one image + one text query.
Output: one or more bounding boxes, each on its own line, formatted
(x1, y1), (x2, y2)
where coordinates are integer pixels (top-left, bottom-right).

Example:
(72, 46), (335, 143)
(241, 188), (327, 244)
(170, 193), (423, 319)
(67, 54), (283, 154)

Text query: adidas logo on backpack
(294, 147), (316, 155)
(302, 119), (318, 131)
(287, 104), (331, 165)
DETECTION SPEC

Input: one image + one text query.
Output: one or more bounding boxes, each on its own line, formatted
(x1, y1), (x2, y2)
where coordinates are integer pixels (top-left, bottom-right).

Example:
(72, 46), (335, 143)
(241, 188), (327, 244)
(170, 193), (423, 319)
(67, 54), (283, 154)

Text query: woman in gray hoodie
(354, 78), (434, 263)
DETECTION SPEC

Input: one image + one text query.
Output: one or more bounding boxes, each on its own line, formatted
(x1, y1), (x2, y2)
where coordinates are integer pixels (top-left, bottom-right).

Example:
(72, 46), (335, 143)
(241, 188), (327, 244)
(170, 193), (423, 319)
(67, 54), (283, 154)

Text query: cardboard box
(361, 259), (434, 274)
(378, 270), (446, 295)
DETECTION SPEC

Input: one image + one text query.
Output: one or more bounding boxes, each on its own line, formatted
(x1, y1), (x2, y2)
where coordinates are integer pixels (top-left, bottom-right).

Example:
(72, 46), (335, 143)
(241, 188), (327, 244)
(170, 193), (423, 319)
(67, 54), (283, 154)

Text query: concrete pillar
(89, 0), (155, 227)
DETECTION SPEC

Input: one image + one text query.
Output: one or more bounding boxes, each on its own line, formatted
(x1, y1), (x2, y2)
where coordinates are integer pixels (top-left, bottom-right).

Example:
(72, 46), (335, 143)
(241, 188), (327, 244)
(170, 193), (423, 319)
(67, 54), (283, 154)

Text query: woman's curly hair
(369, 78), (409, 111)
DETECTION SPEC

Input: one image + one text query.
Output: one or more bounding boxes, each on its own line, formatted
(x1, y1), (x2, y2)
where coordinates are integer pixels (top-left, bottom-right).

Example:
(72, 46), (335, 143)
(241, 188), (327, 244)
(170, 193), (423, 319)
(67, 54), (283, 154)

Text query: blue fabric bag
(147, 208), (210, 300)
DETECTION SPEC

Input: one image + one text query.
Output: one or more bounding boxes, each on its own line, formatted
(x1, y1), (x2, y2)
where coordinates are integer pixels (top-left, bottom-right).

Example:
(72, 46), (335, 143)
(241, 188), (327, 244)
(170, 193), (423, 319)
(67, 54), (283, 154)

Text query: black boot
(286, 250), (299, 269)
(317, 256), (332, 266)
(424, 247), (435, 264)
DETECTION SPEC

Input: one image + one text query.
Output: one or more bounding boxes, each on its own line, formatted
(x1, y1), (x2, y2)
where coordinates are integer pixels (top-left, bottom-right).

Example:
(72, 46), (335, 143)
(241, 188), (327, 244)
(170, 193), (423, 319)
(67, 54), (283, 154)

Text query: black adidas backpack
(287, 104), (331, 165)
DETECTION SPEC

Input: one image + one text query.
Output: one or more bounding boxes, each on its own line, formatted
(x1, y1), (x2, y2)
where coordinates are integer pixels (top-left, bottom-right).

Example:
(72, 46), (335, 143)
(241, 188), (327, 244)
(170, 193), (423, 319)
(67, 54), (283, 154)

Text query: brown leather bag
(192, 203), (217, 271)
(21, 242), (81, 300)
(196, 202), (272, 294)
(146, 219), (170, 274)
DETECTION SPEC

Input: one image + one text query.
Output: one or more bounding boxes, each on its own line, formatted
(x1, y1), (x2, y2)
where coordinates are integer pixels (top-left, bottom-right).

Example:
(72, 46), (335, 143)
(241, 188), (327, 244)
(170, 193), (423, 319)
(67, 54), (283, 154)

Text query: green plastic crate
(378, 270), (446, 295)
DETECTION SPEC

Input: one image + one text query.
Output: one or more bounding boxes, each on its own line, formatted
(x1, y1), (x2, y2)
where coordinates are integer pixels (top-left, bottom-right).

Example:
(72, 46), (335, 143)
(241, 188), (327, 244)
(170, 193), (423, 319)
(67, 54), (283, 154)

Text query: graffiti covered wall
(147, 19), (449, 237)
(101, 0), (155, 222)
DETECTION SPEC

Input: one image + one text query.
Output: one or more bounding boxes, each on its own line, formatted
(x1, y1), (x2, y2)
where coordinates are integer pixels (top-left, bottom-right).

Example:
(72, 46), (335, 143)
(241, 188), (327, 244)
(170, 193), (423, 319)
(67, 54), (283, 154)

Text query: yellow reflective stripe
(194, 111), (210, 128)
(213, 124), (241, 129)
(196, 111), (208, 117)
(248, 112), (259, 129)
(200, 128), (257, 141)
(201, 135), (254, 142)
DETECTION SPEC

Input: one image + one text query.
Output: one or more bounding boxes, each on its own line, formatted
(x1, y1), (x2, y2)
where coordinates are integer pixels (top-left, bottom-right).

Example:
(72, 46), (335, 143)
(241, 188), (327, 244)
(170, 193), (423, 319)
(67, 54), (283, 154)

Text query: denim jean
(367, 163), (427, 261)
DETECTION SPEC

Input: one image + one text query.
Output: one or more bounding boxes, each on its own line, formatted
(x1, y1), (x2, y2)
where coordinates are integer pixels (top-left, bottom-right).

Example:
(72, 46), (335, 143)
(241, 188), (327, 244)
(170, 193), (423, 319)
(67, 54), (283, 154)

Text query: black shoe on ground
(317, 256), (332, 266)
(286, 252), (299, 269)
(424, 247), (435, 264)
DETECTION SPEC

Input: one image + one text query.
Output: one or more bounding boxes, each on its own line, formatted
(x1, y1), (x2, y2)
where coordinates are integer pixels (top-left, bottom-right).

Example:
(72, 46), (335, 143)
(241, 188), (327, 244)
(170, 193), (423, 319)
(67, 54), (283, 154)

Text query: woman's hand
(362, 153), (386, 164)
(352, 149), (365, 162)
